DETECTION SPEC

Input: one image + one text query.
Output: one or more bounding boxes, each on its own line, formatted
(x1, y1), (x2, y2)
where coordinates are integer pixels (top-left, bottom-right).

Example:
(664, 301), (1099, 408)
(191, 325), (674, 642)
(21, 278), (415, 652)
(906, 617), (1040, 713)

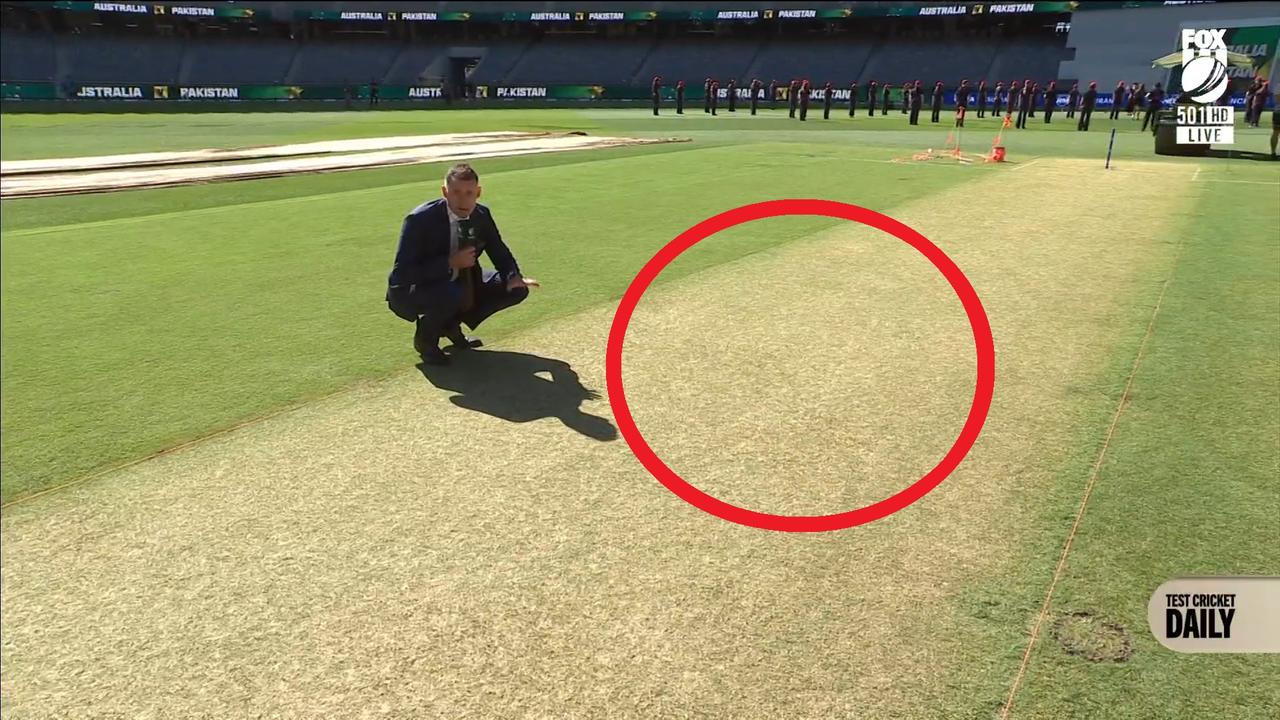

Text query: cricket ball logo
(1181, 29), (1230, 104)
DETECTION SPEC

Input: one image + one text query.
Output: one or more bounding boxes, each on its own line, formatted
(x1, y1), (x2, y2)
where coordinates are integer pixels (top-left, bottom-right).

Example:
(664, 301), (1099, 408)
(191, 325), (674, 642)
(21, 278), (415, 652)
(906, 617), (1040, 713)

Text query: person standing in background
(1027, 80), (1038, 118)
(799, 78), (811, 121)
(710, 78), (720, 116)
(930, 80), (944, 123)
(1269, 105), (1278, 158)
(769, 79), (778, 110)
(977, 79), (988, 118)
(882, 82), (891, 115)
(1016, 80), (1032, 128)
(750, 78), (762, 115)
(822, 80), (834, 119)
(955, 78), (971, 126)
(1043, 80), (1058, 123)
(651, 74), (662, 116)
(867, 79), (878, 116)
(676, 79), (685, 114)
(992, 81), (1004, 117)
(1141, 82), (1164, 133)
(1110, 81), (1125, 120)
(909, 79), (922, 125)
(1250, 80), (1270, 128)
(849, 80), (858, 117)
(1007, 80), (1021, 121)
(1077, 81), (1097, 131)
(1244, 77), (1261, 126)
(1066, 82), (1079, 119)
(789, 78), (801, 118)
(703, 77), (712, 113)
(727, 78), (738, 112)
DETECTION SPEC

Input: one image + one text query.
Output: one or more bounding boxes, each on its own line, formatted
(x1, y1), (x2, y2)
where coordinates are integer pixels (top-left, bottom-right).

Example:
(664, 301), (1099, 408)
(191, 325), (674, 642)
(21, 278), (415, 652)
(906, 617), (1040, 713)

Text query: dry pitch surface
(1, 159), (1191, 718)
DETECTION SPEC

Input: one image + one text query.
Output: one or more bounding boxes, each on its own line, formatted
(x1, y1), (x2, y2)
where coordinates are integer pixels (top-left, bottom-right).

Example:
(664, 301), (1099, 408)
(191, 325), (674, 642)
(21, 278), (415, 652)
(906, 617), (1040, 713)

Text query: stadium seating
(24, 1), (1272, 96)
(748, 39), (875, 86)
(503, 38), (656, 85)
(465, 39), (537, 85)
(383, 44), (444, 85)
(286, 40), (400, 85)
(632, 38), (760, 85)
(858, 40), (996, 87)
(986, 41), (1071, 86)
(56, 33), (184, 84)
(180, 38), (297, 85)
(0, 30), (57, 82)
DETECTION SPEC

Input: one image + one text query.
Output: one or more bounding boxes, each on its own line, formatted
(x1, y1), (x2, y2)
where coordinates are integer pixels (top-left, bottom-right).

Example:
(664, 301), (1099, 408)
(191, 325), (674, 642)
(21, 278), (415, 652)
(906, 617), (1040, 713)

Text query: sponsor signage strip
(45, 3), (1214, 21)
(5, 83), (1273, 108)
(51, 1), (261, 17)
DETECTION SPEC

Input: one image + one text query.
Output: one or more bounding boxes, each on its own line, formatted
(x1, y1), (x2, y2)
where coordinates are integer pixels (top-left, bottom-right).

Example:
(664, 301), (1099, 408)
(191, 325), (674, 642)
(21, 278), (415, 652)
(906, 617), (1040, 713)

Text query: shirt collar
(446, 204), (470, 223)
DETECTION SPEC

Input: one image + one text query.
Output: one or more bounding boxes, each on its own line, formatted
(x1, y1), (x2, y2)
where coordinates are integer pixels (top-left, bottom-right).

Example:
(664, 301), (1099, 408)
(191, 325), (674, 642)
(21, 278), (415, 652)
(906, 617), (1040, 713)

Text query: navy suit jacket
(385, 198), (521, 316)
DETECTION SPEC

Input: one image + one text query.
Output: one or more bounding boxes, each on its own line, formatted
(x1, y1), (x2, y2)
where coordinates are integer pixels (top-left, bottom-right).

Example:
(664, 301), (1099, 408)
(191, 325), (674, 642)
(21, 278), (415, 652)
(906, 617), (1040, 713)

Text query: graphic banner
(1164, 24), (1280, 96)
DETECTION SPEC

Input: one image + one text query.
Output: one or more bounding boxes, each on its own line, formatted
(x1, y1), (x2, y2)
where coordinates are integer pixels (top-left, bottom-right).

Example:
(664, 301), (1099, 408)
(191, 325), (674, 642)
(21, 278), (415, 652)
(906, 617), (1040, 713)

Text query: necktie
(457, 217), (477, 313)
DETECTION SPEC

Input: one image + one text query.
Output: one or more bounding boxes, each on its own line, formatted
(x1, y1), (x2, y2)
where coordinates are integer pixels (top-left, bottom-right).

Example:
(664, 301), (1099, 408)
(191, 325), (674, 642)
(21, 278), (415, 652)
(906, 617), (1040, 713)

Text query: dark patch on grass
(1052, 611), (1134, 663)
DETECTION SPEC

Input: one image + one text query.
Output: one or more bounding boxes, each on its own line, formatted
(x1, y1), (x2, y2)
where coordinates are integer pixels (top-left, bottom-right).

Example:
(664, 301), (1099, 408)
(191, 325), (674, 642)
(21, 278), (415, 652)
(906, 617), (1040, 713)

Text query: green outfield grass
(1, 107), (1277, 719)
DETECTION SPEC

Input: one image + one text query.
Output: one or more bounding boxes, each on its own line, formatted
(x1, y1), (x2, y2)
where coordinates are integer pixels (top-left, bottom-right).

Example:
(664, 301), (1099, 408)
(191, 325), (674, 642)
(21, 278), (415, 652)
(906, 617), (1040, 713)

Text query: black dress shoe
(444, 324), (482, 349)
(419, 344), (451, 366)
(414, 335), (450, 365)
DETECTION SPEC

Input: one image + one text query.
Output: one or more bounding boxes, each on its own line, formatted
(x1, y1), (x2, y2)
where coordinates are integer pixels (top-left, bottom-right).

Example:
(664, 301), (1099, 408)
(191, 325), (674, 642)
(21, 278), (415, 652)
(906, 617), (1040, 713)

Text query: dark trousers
(993, 100), (1003, 116)
(931, 105), (941, 123)
(868, 100), (877, 115)
(652, 93), (659, 116)
(1044, 106), (1053, 123)
(849, 100), (856, 117)
(1110, 103), (1121, 120)
(789, 98), (797, 118)
(704, 95), (710, 113)
(823, 102), (831, 119)
(1016, 107), (1029, 128)
(800, 102), (808, 121)
(1067, 104), (1075, 118)
(909, 106), (920, 125)
(882, 97), (889, 115)
(676, 93), (684, 114)
(751, 97), (758, 115)
(1141, 108), (1156, 132)
(978, 98), (986, 117)
(1077, 108), (1093, 131)
(955, 107), (965, 127)
(388, 269), (529, 344)
(728, 93), (736, 112)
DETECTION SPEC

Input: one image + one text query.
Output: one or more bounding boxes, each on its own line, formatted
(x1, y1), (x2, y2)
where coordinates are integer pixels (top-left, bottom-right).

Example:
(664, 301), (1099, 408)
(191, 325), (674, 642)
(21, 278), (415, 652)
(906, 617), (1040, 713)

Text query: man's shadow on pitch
(416, 349), (618, 441)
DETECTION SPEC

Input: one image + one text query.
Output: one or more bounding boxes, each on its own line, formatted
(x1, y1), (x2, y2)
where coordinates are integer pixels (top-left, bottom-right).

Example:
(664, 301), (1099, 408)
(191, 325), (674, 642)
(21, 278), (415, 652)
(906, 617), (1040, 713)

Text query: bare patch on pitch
(1053, 611), (1134, 662)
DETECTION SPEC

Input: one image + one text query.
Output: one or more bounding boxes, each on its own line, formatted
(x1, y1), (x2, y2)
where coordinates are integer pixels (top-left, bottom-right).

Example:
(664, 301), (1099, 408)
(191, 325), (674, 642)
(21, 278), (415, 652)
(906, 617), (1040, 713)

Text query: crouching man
(386, 163), (538, 365)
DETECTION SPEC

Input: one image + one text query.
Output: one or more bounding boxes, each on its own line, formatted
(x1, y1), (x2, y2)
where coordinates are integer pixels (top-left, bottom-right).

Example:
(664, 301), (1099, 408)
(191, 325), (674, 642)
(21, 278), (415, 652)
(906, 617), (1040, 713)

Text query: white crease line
(1192, 166), (1201, 182)
(1010, 157), (1042, 171)
(1197, 178), (1280, 185)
